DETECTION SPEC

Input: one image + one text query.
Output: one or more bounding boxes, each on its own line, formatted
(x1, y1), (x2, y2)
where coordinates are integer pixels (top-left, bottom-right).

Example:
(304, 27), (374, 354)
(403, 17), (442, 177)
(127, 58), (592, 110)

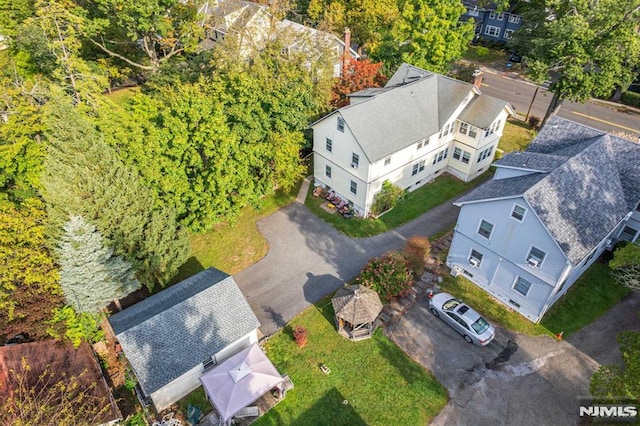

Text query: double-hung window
(513, 277), (532, 296)
(527, 247), (546, 268)
(337, 117), (345, 132)
(325, 165), (332, 178)
(459, 122), (469, 135)
(511, 204), (526, 221)
(351, 153), (359, 168)
(325, 137), (332, 152)
(478, 219), (494, 239)
(412, 160), (425, 176)
(350, 180), (357, 194)
(469, 249), (483, 267)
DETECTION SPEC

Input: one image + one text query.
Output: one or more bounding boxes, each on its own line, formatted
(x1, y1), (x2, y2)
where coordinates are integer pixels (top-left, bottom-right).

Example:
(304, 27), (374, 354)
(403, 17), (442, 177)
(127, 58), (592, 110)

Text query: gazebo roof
(331, 285), (383, 325)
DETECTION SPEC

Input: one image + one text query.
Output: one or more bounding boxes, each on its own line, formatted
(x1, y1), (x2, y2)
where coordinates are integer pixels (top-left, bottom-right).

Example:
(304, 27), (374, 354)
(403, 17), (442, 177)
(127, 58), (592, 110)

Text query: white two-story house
(311, 63), (514, 217)
(447, 117), (640, 322)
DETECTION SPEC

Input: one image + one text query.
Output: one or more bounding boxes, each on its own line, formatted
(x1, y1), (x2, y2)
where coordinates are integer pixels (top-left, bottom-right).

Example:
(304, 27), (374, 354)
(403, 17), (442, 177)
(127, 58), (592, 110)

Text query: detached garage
(109, 268), (260, 411)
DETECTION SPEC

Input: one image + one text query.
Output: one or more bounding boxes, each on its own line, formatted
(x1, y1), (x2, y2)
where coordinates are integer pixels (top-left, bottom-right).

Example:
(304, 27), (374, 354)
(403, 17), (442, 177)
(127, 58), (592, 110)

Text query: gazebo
(200, 343), (290, 425)
(331, 285), (383, 341)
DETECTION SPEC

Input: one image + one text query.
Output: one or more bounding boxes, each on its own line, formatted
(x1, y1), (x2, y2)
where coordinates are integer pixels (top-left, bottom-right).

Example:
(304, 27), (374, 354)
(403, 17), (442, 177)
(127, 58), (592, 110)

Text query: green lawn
(462, 45), (508, 64)
(170, 182), (301, 283)
(439, 275), (552, 337)
(253, 300), (448, 425)
(439, 260), (630, 338)
(306, 172), (491, 238)
(106, 86), (141, 106)
(541, 262), (631, 336)
(498, 118), (537, 154)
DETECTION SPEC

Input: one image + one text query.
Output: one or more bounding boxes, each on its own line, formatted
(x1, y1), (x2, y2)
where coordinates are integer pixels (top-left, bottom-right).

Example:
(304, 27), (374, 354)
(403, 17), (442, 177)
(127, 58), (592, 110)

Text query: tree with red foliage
(331, 56), (386, 108)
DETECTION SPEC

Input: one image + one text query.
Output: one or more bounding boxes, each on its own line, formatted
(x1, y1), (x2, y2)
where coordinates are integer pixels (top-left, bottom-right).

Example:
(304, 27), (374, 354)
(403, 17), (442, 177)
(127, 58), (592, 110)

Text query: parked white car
(429, 292), (495, 346)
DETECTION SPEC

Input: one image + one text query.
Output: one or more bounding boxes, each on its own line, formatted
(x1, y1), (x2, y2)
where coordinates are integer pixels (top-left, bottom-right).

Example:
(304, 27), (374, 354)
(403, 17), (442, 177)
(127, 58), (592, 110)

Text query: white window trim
(504, 29), (514, 39)
(351, 153), (359, 169)
(350, 180), (357, 194)
(526, 246), (546, 268)
(512, 276), (532, 297)
(485, 25), (501, 37)
(469, 249), (483, 268)
(477, 218), (494, 240)
(325, 137), (332, 152)
(510, 203), (527, 222)
(509, 14), (521, 24)
(468, 7), (479, 17)
(325, 165), (332, 178)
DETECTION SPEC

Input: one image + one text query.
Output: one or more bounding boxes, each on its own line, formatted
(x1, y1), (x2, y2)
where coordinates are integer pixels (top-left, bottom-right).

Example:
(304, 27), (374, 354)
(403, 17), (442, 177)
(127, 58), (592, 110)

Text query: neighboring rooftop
(321, 63), (510, 163)
(109, 268), (260, 396)
(0, 340), (122, 424)
(456, 116), (640, 264)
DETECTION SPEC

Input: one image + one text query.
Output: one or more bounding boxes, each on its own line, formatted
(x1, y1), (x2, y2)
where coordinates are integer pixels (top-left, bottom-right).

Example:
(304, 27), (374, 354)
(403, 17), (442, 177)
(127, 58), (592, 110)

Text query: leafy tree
(0, 358), (112, 426)
(22, 0), (109, 104)
(331, 56), (386, 108)
(98, 37), (331, 232)
(47, 305), (104, 348)
(82, 0), (205, 73)
(304, 0), (399, 51)
(43, 100), (190, 289)
(509, 0), (640, 124)
(371, 0), (474, 74)
(57, 215), (140, 314)
(354, 252), (413, 302)
(370, 180), (405, 217)
(0, 71), (48, 200)
(0, 0), (35, 38)
(0, 198), (62, 338)
(403, 236), (431, 277)
(609, 242), (640, 291)
(591, 330), (640, 400)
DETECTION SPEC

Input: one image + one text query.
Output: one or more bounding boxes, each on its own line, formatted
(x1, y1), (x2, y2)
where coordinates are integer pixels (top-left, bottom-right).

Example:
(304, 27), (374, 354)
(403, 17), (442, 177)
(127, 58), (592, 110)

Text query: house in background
(200, 0), (359, 76)
(311, 63), (514, 218)
(109, 268), (260, 412)
(0, 340), (122, 424)
(447, 117), (640, 322)
(461, 0), (524, 44)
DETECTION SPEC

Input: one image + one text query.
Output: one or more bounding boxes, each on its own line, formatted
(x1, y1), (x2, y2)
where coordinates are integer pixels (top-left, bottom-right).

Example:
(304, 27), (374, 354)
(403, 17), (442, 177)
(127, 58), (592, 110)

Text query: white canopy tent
(200, 343), (285, 423)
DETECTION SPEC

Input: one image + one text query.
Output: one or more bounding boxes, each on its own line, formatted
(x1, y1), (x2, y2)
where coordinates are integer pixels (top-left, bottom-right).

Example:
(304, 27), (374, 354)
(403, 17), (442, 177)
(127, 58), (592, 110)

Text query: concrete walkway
(233, 184), (461, 336)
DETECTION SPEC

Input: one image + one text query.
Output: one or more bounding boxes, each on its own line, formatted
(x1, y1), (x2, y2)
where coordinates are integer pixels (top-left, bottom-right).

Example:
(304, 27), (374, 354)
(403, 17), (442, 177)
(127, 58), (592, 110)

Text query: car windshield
(442, 299), (460, 311)
(471, 317), (490, 334)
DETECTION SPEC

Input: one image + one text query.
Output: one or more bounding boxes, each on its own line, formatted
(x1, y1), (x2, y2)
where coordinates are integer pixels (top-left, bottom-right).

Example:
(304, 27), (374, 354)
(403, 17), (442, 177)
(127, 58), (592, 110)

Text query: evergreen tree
(43, 99), (190, 290)
(57, 215), (140, 314)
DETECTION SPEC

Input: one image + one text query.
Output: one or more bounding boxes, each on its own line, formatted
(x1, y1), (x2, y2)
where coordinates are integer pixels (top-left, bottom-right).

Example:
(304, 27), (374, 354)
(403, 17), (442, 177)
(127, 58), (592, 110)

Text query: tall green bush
(371, 181), (406, 217)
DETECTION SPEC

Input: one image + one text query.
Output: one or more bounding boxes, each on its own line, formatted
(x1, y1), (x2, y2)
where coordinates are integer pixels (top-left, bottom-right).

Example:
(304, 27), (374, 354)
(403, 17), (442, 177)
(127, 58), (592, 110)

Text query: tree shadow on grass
(373, 330), (433, 386)
(288, 387), (366, 426)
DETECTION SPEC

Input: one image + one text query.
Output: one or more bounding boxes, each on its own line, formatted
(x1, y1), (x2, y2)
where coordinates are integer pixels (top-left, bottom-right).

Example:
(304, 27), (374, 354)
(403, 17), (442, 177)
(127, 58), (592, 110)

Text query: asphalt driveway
(234, 199), (460, 336)
(388, 292), (640, 426)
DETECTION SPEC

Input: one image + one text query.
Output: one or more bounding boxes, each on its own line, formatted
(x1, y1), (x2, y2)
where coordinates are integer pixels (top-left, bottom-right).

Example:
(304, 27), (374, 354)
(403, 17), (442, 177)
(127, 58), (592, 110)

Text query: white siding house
(109, 268), (260, 411)
(447, 117), (640, 322)
(201, 0), (358, 76)
(311, 63), (514, 217)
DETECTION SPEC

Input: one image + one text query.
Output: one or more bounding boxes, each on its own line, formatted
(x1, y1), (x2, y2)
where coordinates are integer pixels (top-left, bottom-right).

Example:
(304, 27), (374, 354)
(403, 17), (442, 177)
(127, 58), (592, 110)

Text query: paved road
(234, 200), (460, 336)
(480, 71), (640, 137)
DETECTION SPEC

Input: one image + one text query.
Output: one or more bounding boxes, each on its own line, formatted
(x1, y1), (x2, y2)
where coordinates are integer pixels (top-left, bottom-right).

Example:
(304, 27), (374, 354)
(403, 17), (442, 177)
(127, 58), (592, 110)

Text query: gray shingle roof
(456, 116), (640, 265)
(109, 268), (260, 396)
(458, 94), (513, 130)
(455, 173), (546, 204)
(325, 63), (509, 163)
(493, 151), (570, 172)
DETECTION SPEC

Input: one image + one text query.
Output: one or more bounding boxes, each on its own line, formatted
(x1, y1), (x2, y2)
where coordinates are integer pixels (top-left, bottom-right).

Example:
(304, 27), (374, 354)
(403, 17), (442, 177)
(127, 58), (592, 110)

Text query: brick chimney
(472, 68), (483, 89)
(343, 27), (351, 57)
